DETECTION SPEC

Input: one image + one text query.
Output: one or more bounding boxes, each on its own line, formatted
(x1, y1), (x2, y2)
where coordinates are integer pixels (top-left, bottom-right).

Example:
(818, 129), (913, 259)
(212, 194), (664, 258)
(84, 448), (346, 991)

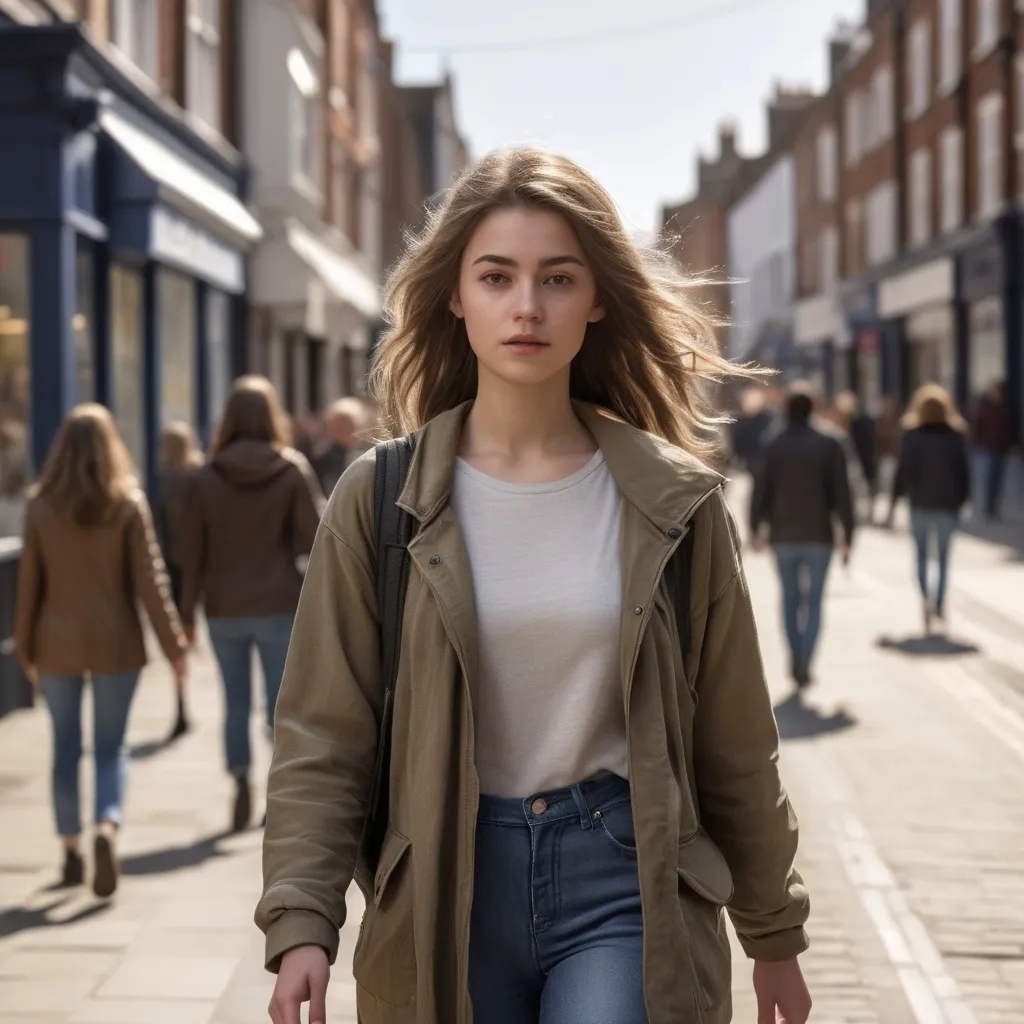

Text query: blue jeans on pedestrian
(774, 544), (832, 671)
(40, 671), (141, 838)
(909, 509), (958, 615)
(469, 774), (648, 1024)
(206, 615), (293, 776)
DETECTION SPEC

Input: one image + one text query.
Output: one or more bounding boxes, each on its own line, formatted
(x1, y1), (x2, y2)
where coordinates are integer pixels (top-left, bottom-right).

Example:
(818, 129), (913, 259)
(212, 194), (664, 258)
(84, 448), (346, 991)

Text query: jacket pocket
(677, 830), (733, 1010)
(352, 826), (416, 1008)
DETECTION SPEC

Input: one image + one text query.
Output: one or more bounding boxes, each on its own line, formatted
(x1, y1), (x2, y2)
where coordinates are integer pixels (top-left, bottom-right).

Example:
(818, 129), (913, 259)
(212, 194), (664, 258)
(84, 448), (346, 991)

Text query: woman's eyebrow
(471, 254), (586, 268)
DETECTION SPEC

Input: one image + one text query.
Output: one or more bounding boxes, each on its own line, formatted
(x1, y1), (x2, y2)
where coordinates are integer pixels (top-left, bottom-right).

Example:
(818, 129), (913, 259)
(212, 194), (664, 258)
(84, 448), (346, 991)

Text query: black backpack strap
(669, 525), (695, 658)
(363, 434), (417, 872)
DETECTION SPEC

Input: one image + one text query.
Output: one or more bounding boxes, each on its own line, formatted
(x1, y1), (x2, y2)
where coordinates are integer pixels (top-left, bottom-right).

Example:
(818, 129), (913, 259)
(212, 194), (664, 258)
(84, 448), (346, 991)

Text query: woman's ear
(587, 300), (606, 324)
(450, 291), (464, 318)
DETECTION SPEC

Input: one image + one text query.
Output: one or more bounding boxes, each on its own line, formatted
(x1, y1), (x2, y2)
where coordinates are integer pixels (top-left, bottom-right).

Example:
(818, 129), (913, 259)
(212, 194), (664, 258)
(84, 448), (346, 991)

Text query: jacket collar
(398, 400), (723, 532)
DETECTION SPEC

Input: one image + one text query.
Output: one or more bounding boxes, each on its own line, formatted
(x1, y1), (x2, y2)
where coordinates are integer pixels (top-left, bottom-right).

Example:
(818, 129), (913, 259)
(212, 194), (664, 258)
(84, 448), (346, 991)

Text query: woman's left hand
(752, 958), (811, 1023)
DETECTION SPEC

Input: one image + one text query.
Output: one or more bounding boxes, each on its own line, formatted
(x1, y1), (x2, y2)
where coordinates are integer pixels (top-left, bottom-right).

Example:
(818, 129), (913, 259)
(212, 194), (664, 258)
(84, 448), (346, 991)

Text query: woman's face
(451, 206), (605, 388)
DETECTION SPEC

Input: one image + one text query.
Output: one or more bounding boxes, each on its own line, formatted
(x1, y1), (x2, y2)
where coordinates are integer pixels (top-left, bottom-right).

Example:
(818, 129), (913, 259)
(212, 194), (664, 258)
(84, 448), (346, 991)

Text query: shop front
(958, 234), (1007, 407)
(878, 256), (957, 403)
(0, 24), (262, 507)
(793, 292), (846, 397)
(838, 281), (886, 410)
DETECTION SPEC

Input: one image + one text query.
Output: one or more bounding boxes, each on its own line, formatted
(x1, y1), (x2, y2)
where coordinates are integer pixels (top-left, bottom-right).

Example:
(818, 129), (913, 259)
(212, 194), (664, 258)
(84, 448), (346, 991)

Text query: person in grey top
(750, 383), (854, 688)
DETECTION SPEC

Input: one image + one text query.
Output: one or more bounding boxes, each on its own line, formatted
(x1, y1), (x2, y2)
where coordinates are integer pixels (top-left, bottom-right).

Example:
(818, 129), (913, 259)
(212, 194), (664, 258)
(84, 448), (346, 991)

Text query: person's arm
(953, 435), (972, 511)
(690, 493), (809, 961)
(287, 452), (327, 556)
(256, 456), (381, 973)
(748, 446), (773, 544)
(178, 475), (205, 632)
(14, 506), (42, 677)
(126, 492), (186, 662)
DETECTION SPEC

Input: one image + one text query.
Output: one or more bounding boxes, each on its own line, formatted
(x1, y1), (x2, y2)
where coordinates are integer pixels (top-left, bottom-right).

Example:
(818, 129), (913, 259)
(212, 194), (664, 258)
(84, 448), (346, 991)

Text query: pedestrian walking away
(156, 420), (205, 741)
(13, 405), (188, 898)
(257, 148), (812, 1024)
(180, 376), (325, 834)
(889, 384), (971, 635)
(750, 382), (854, 689)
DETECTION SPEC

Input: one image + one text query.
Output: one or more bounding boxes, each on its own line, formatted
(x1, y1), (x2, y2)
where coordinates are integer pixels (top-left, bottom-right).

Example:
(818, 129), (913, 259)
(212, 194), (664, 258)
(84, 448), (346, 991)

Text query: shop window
(110, 265), (146, 478)
(969, 297), (1005, 395)
(186, 0), (222, 133)
(0, 236), (32, 537)
(206, 289), (232, 429)
(74, 239), (96, 404)
(157, 269), (197, 429)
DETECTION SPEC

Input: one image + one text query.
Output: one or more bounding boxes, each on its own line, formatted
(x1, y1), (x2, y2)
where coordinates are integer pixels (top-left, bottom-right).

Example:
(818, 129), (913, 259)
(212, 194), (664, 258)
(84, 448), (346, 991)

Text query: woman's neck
(459, 370), (596, 480)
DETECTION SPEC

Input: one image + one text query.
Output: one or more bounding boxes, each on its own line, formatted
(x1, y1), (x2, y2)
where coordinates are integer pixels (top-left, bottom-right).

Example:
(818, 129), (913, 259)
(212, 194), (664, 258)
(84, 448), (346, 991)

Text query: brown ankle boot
(93, 833), (119, 898)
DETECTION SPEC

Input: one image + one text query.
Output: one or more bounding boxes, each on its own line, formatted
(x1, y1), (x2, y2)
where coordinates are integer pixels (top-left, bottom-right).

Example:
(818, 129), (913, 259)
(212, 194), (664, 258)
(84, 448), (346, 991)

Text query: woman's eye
(547, 274), (572, 286)
(482, 273), (508, 285)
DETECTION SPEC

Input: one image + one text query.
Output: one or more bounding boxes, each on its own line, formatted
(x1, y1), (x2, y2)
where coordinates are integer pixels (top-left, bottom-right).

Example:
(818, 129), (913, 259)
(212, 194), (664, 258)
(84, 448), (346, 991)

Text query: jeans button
(530, 797), (548, 815)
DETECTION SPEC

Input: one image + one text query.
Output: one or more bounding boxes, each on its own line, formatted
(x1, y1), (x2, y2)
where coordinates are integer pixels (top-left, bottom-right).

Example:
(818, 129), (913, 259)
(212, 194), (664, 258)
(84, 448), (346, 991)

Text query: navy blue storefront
(0, 24), (261, 714)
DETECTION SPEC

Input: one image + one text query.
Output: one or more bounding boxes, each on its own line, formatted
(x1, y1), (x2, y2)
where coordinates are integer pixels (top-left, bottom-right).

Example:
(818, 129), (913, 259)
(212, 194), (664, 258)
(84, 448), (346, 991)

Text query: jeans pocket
(593, 799), (637, 856)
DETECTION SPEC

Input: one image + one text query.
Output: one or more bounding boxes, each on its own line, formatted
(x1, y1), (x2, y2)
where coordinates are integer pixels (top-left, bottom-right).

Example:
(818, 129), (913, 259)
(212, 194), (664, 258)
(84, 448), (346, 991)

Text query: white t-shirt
(451, 450), (627, 798)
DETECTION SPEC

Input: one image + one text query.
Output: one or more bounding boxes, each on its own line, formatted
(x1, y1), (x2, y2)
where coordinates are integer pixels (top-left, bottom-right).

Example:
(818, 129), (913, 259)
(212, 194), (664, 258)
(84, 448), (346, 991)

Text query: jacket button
(667, 527), (681, 538)
(429, 555), (441, 565)
(633, 605), (643, 616)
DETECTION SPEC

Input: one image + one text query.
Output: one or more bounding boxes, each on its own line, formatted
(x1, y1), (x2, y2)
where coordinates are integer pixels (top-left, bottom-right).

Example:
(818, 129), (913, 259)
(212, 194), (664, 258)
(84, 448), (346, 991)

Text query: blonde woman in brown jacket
(258, 150), (812, 1024)
(15, 405), (187, 897)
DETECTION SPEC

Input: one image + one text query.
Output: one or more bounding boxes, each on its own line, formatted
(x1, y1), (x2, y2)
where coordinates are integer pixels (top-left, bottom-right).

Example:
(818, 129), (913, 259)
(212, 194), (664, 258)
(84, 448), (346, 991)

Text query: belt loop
(571, 784), (594, 830)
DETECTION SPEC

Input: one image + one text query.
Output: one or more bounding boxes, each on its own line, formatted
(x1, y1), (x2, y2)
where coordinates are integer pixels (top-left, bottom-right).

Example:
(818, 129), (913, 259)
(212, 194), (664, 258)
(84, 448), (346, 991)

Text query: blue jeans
(909, 509), (957, 614)
(469, 774), (648, 1024)
(40, 671), (140, 837)
(774, 544), (832, 670)
(206, 615), (293, 775)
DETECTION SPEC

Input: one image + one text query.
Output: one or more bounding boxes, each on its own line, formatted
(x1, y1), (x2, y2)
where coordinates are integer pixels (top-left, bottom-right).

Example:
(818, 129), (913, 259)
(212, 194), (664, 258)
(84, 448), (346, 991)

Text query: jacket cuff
(264, 909), (340, 974)
(736, 925), (809, 962)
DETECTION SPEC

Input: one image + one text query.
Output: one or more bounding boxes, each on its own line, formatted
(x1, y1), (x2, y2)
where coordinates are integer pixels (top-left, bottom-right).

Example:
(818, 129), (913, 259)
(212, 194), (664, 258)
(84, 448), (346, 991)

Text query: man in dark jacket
(750, 384), (855, 688)
(971, 381), (1017, 520)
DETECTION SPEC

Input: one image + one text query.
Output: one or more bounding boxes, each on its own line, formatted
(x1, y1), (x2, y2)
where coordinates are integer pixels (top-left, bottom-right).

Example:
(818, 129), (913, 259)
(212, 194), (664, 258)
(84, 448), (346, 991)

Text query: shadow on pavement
(876, 635), (980, 657)
(773, 693), (858, 740)
(0, 897), (109, 939)
(119, 829), (235, 877)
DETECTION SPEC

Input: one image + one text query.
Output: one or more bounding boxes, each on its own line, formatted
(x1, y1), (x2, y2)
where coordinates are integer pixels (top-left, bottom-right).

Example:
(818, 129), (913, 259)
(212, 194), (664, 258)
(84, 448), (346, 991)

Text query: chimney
(718, 121), (737, 160)
(828, 20), (859, 86)
(766, 82), (815, 151)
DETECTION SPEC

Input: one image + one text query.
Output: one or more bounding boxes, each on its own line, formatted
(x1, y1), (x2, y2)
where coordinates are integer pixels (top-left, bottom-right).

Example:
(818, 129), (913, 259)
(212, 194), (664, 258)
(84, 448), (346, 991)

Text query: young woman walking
(890, 384), (971, 634)
(257, 149), (812, 1024)
(15, 405), (187, 896)
(157, 421), (204, 739)
(179, 377), (324, 833)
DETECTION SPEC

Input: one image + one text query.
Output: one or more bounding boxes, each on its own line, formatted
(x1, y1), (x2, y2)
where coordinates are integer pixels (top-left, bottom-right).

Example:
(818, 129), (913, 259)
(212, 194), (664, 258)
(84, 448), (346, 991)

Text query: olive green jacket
(256, 401), (810, 1024)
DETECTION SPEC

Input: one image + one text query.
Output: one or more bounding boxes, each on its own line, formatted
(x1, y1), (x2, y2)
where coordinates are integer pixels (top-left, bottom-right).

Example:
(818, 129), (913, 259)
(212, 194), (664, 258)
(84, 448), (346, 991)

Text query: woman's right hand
(269, 945), (330, 1024)
(171, 655), (188, 682)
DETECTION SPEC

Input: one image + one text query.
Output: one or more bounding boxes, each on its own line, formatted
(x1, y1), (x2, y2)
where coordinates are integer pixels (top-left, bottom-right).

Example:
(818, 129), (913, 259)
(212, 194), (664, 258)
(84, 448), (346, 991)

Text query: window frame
(816, 125), (837, 202)
(186, 0), (223, 132)
(976, 91), (1004, 220)
(909, 147), (933, 247)
(940, 126), (964, 233)
(907, 19), (932, 121)
(938, 0), (962, 93)
(112, 0), (159, 82)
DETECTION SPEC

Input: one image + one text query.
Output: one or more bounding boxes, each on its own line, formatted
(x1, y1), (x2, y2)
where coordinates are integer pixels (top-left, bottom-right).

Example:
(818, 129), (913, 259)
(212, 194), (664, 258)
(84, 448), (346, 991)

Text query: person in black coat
(889, 384), (970, 634)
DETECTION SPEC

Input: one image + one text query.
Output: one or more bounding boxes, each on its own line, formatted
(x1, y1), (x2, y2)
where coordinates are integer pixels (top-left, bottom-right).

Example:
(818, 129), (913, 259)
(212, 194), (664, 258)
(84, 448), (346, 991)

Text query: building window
(819, 225), (839, 292)
(110, 264), (146, 478)
(112, 0), (158, 81)
(844, 90), (863, 167)
(157, 269), (197, 429)
(907, 20), (932, 120)
(871, 65), (894, 145)
(186, 0), (222, 132)
(940, 126), (964, 232)
(975, 0), (1000, 58)
(288, 48), (321, 191)
(977, 92), (1004, 219)
(816, 126), (837, 202)
(206, 289), (231, 429)
(845, 198), (863, 275)
(0, 235), (32, 537)
(909, 148), (933, 247)
(939, 0), (962, 91)
(866, 181), (897, 265)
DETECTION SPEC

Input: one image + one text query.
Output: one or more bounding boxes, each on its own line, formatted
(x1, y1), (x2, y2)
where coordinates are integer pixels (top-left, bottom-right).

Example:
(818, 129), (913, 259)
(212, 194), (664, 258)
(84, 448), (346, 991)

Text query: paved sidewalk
(0, 496), (1022, 1022)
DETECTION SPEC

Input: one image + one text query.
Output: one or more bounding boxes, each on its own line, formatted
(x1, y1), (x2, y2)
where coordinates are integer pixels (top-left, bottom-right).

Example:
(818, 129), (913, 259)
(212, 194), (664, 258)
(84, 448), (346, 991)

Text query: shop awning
(101, 110), (263, 249)
(285, 219), (381, 319)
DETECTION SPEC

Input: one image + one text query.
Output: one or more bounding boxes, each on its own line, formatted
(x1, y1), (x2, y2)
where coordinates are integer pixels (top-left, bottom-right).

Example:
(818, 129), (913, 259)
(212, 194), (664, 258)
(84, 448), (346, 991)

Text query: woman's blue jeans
(469, 774), (648, 1024)
(206, 615), (293, 776)
(909, 509), (958, 614)
(40, 671), (141, 838)
(773, 543), (833, 670)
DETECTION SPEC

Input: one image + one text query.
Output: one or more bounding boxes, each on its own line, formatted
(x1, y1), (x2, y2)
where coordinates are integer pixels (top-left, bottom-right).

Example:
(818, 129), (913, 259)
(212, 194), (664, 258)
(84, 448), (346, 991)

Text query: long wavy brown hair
(210, 375), (292, 456)
(33, 404), (136, 526)
(160, 421), (204, 469)
(901, 383), (967, 433)
(369, 147), (752, 457)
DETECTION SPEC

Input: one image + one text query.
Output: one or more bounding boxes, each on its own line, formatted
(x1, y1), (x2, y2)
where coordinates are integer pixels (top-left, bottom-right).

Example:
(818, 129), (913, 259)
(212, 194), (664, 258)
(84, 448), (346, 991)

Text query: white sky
(378, 0), (864, 235)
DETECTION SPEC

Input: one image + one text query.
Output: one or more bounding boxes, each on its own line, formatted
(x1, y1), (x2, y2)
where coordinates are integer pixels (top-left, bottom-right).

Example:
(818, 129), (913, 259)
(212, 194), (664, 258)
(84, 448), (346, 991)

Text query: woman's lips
(503, 340), (550, 355)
